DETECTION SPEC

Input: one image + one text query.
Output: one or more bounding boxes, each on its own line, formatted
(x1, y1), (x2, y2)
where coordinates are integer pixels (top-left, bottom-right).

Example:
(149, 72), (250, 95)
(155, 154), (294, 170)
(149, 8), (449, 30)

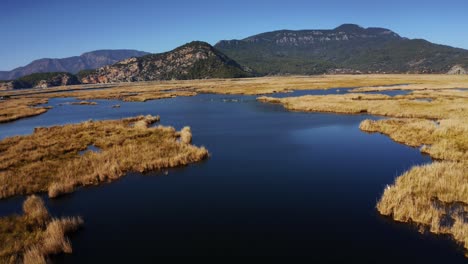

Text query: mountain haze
(215, 24), (468, 75)
(0, 50), (149, 80)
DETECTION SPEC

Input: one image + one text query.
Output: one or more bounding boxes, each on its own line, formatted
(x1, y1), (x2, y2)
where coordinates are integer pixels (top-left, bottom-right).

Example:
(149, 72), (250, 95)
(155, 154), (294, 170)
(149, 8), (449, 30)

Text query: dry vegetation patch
(68, 101), (97, 105)
(360, 118), (467, 161)
(43, 89), (197, 102)
(258, 92), (468, 119)
(351, 75), (468, 92)
(0, 115), (209, 199)
(377, 162), (468, 250)
(0, 97), (50, 123)
(1, 75), (467, 123)
(0, 195), (83, 264)
(2, 74), (467, 100)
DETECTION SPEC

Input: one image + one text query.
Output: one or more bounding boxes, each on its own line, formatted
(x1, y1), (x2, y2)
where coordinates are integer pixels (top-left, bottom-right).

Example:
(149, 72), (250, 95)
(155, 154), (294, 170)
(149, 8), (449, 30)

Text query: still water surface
(0, 92), (464, 262)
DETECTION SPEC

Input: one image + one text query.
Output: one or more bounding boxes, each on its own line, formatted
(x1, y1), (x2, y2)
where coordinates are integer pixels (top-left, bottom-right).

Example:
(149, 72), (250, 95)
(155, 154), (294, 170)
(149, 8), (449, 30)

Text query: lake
(0, 92), (465, 262)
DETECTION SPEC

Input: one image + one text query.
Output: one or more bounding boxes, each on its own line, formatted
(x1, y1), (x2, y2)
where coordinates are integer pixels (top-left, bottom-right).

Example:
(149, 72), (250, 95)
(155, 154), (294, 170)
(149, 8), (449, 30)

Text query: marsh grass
(57, 74), (468, 97)
(46, 90), (197, 102)
(1, 75), (467, 123)
(0, 115), (209, 199)
(0, 97), (49, 123)
(377, 162), (468, 251)
(68, 101), (97, 105)
(2, 74), (467, 100)
(0, 196), (83, 264)
(360, 118), (468, 161)
(364, 117), (468, 252)
(258, 91), (468, 120)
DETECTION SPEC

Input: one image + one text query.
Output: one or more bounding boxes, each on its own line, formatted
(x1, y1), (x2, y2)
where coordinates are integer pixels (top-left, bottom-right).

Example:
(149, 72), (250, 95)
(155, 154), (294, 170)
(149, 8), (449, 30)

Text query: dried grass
(23, 196), (49, 225)
(258, 91), (468, 120)
(179, 126), (192, 144)
(0, 97), (49, 123)
(0, 115), (209, 199)
(377, 162), (468, 250)
(0, 196), (83, 264)
(68, 101), (98, 105)
(360, 118), (468, 161)
(1, 75), (467, 123)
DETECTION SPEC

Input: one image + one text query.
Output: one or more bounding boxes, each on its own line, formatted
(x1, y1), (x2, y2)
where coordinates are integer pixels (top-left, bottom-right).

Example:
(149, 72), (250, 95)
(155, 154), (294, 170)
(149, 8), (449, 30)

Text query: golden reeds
(0, 115), (209, 199)
(0, 97), (49, 123)
(0, 196), (83, 263)
(1, 75), (467, 123)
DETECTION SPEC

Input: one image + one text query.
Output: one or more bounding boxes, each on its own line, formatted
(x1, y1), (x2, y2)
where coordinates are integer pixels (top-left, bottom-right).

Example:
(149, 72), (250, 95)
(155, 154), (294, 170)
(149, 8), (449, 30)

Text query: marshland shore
(1, 74), (467, 124)
(258, 81), (468, 253)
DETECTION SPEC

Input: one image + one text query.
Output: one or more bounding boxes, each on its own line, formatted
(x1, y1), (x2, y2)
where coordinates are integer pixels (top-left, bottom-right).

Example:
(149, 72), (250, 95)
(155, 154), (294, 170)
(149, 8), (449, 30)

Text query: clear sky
(1, 0), (467, 70)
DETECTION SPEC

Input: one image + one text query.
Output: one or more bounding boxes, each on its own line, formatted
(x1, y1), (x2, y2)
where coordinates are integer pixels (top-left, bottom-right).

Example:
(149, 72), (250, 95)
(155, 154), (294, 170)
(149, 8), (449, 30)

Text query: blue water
(0, 94), (465, 262)
(269, 88), (352, 97)
(78, 145), (101, 156)
(268, 88), (410, 98)
(364, 90), (410, 96)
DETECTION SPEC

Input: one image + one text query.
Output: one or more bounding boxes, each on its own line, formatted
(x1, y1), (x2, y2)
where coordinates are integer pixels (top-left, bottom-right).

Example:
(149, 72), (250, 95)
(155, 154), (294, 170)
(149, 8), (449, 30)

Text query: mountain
(80, 41), (252, 83)
(0, 72), (80, 90)
(215, 24), (468, 75)
(0, 50), (150, 80)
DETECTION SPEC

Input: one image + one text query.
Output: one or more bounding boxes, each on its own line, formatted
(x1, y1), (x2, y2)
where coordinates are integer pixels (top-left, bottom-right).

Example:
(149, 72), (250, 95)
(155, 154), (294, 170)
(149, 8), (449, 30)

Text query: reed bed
(0, 195), (83, 264)
(258, 91), (468, 120)
(1, 75), (467, 123)
(0, 115), (209, 199)
(68, 101), (97, 105)
(0, 97), (49, 123)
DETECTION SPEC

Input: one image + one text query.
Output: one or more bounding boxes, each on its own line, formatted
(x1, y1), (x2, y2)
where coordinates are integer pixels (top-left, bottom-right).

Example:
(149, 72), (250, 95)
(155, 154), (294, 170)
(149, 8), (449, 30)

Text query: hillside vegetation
(216, 24), (468, 75)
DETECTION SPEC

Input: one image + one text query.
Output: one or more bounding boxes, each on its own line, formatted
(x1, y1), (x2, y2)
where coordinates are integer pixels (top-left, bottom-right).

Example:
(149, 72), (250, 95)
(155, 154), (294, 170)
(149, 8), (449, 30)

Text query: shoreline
(257, 88), (468, 254)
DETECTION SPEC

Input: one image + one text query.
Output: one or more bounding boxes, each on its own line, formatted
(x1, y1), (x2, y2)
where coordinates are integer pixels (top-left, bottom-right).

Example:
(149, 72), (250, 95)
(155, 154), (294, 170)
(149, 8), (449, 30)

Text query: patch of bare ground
(0, 115), (209, 199)
(0, 195), (83, 264)
(0, 97), (50, 123)
(258, 88), (468, 254)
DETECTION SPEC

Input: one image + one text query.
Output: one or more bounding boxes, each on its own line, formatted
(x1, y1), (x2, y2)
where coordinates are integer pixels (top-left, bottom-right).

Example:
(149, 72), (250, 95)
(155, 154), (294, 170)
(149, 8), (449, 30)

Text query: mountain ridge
(0, 49), (149, 80)
(0, 42), (253, 89)
(215, 24), (468, 75)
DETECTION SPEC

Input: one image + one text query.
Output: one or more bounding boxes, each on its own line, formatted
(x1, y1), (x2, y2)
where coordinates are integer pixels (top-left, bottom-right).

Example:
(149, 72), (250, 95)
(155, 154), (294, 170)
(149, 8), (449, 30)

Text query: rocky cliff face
(0, 81), (14, 90)
(81, 41), (252, 84)
(220, 24), (401, 48)
(31, 73), (80, 88)
(0, 50), (149, 80)
(447, 65), (467, 74)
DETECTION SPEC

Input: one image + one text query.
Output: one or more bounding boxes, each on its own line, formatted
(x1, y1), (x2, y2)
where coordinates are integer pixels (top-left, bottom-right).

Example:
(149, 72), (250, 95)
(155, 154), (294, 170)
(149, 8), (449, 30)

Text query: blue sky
(1, 0), (467, 70)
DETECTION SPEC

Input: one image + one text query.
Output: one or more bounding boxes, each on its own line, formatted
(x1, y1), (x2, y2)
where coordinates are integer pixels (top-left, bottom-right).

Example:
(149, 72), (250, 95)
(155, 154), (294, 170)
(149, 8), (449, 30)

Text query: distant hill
(215, 24), (468, 75)
(80, 41), (253, 83)
(0, 50), (149, 80)
(0, 72), (80, 90)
